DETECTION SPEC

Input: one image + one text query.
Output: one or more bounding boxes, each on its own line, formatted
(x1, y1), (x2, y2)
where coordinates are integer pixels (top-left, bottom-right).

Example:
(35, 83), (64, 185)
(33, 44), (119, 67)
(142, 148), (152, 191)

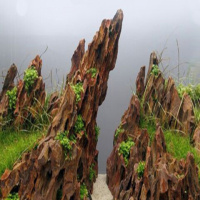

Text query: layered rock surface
(0, 55), (46, 128)
(107, 53), (200, 199)
(0, 10), (123, 200)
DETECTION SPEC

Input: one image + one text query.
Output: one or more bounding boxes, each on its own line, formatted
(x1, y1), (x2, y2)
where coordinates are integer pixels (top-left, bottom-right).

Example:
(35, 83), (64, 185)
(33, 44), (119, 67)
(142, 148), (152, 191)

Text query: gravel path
(91, 174), (113, 200)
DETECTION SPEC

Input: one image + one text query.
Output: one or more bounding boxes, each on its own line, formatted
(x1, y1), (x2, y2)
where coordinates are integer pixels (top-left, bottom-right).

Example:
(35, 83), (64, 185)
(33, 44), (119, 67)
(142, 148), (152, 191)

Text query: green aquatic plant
(89, 163), (96, 181)
(194, 107), (200, 125)
(71, 82), (84, 103)
(115, 124), (124, 139)
(80, 183), (88, 200)
(87, 68), (97, 78)
(55, 131), (76, 157)
(5, 193), (19, 200)
(136, 161), (145, 178)
(150, 64), (159, 76)
(118, 138), (135, 166)
(6, 87), (17, 110)
(74, 115), (86, 136)
(177, 83), (200, 104)
(24, 66), (38, 92)
(95, 125), (100, 141)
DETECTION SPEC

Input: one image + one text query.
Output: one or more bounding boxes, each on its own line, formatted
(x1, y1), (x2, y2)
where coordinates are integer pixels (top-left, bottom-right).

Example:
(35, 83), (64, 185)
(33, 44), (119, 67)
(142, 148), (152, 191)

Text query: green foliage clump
(55, 131), (76, 157)
(139, 115), (156, 143)
(6, 87), (17, 110)
(164, 130), (200, 165)
(71, 82), (84, 103)
(136, 161), (145, 178)
(74, 115), (86, 136)
(5, 193), (19, 200)
(150, 64), (159, 76)
(89, 163), (96, 182)
(177, 83), (200, 103)
(177, 83), (192, 99)
(115, 124), (124, 138)
(24, 66), (38, 91)
(118, 138), (135, 166)
(194, 107), (200, 125)
(87, 68), (97, 78)
(95, 125), (100, 141)
(80, 183), (88, 200)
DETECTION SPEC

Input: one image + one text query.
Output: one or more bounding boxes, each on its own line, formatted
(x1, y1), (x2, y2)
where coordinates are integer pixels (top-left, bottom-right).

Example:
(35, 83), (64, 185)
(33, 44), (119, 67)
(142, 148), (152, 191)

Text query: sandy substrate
(91, 174), (113, 200)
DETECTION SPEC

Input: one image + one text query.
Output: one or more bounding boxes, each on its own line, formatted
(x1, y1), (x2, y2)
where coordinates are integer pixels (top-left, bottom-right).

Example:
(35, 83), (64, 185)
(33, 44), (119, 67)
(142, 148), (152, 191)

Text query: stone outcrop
(107, 95), (200, 199)
(0, 10), (123, 200)
(141, 53), (195, 135)
(107, 53), (200, 200)
(0, 56), (46, 128)
(0, 64), (17, 122)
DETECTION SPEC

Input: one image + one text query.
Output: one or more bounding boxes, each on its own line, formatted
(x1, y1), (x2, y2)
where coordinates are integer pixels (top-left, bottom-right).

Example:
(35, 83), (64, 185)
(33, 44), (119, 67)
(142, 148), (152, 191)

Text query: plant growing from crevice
(87, 68), (97, 78)
(71, 82), (84, 103)
(136, 161), (145, 178)
(177, 83), (200, 103)
(80, 183), (88, 200)
(118, 138), (135, 166)
(115, 124), (124, 139)
(150, 64), (159, 77)
(55, 131), (76, 158)
(95, 125), (100, 141)
(194, 107), (200, 125)
(89, 163), (96, 182)
(74, 115), (86, 136)
(6, 87), (17, 110)
(5, 192), (19, 200)
(23, 66), (38, 92)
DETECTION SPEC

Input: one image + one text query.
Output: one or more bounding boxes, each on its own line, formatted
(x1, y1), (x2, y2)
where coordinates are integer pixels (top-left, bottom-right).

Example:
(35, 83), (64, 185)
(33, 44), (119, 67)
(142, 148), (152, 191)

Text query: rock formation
(0, 10), (123, 200)
(0, 55), (46, 128)
(141, 52), (195, 135)
(107, 53), (200, 200)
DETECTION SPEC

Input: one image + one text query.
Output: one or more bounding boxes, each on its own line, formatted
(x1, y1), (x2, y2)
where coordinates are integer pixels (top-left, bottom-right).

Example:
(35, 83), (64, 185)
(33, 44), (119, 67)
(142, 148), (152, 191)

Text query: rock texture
(0, 56), (46, 128)
(142, 52), (195, 135)
(0, 64), (17, 122)
(107, 53), (200, 200)
(0, 10), (123, 200)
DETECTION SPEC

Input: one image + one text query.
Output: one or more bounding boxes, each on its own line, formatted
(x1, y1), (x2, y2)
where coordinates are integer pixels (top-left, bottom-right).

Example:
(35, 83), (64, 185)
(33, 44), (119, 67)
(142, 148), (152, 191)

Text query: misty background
(0, 0), (200, 173)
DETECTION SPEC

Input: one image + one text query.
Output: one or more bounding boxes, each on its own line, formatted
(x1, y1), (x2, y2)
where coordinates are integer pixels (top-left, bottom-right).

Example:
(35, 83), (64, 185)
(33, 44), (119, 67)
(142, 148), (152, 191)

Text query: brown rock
(0, 64), (17, 122)
(47, 91), (60, 118)
(14, 55), (46, 127)
(136, 66), (145, 98)
(107, 52), (199, 199)
(0, 56), (46, 128)
(193, 126), (200, 151)
(0, 10), (123, 200)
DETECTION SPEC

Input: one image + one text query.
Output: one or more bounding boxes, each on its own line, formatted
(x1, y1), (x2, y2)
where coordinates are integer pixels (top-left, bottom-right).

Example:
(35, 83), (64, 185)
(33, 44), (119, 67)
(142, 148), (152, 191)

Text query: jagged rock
(0, 10), (123, 200)
(0, 64), (17, 121)
(113, 95), (140, 145)
(0, 64), (17, 101)
(136, 66), (145, 98)
(47, 91), (61, 118)
(107, 114), (200, 199)
(193, 126), (200, 151)
(14, 55), (46, 127)
(0, 56), (46, 128)
(142, 53), (195, 135)
(107, 52), (199, 200)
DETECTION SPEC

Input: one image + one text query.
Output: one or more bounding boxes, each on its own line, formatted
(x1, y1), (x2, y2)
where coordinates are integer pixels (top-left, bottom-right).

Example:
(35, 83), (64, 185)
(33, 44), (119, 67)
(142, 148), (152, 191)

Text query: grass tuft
(0, 129), (44, 177)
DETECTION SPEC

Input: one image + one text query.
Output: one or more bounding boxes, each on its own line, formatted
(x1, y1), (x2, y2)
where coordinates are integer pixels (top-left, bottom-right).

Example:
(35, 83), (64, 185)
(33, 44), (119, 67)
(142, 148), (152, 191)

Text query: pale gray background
(0, 0), (200, 172)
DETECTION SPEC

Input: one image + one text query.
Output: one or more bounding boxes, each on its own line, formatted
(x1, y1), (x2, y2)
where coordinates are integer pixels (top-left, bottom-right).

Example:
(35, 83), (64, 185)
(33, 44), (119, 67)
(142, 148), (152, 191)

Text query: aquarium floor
(91, 174), (112, 200)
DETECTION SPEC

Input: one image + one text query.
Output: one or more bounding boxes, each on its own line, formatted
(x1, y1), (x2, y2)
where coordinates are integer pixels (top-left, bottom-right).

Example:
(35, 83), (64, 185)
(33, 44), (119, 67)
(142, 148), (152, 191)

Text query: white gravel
(91, 174), (113, 200)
